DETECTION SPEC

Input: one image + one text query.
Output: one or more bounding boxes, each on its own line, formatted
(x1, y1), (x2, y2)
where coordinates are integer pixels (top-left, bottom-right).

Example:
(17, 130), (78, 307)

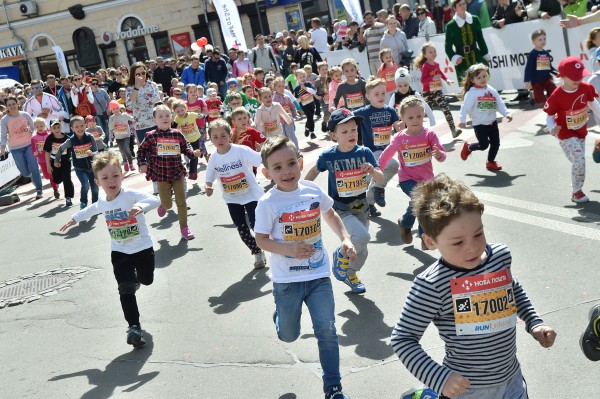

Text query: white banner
(340, 0), (363, 25)
(52, 46), (69, 76)
(0, 151), (21, 188)
(321, 47), (371, 80)
(212, 0), (248, 51)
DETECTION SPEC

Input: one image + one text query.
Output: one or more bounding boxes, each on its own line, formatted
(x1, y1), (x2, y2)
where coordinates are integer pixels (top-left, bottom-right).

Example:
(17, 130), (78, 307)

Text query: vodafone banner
(340, 0), (363, 25)
(212, 0), (248, 51)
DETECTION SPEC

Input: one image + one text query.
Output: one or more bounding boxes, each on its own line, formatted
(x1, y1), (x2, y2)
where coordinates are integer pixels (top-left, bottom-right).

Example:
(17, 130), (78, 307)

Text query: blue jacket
(181, 64), (206, 88)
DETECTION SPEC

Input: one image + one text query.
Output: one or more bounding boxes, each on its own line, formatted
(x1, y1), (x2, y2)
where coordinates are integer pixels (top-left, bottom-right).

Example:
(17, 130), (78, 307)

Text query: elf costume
(444, 12), (490, 83)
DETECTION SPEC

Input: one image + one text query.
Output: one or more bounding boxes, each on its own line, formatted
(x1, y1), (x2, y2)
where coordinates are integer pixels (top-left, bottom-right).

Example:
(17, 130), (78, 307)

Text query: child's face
(228, 84), (238, 92)
(34, 121), (46, 133)
(244, 76), (252, 85)
(244, 88), (253, 98)
(256, 73), (265, 82)
(171, 78), (178, 86)
(262, 146), (301, 192)
(174, 105), (187, 117)
(229, 97), (242, 108)
(332, 71), (343, 82)
(113, 107), (122, 115)
(153, 109), (172, 129)
(424, 211), (487, 269)
(303, 67), (312, 76)
(209, 93), (218, 101)
(51, 124), (62, 135)
(118, 90), (126, 99)
(274, 81), (285, 93)
(332, 119), (359, 148)
(397, 82), (410, 94)
(401, 105), (424, 131)
(72, 120), (85, 135)
(425, 46), (437, 61)
(342, 64), (357, 80)
(532, 35), (546, 48)
(232, 112), (250, 129)
(187, 86), (197, 97)
(296, 71), (306, 84)
(382, 52), (393, 64)
(318, 65), (328, 76)
(593, 33), (600, 47)
(366, 84), (386, 107)
(471, 70), (488, 87)
(562, 76), (581, 91)
(95, 163), (124, 200)
(260, 92), (273, 106)
(86, 121), (96, 129)
(238, 53), (245, 60)
(209, 127), (231, 150)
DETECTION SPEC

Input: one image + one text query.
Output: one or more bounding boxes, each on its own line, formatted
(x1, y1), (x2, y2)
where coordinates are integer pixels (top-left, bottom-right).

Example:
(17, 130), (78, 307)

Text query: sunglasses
(174, 93), (182, 96)
(417, 11), (426, 15)
(32, 86), (42, 90)
(91, 83), (98, 86)
(73, 78), (81, 81)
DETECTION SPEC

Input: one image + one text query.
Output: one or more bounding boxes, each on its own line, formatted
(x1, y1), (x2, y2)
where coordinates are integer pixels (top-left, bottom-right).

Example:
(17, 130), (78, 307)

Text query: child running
(85, 115), (106, 152)
(458, 63), (512, 171)
(271, 77), (299, 149)
(315, 62), (331, 133)
(205, 119), (267, 269)
(60, 151), (160, 348)
(388, 67), (436, 125)
(524, 29), (557, 106)
(231, 107), (266, 154)
(332, 59), (367, 113)
(108, 102), (136, 172)
(414, 42), (462, 138)
(391, 173), (556, 398)
(254, 87), (292, 139)
(294, 68), (318, 139)
(327, 66), (343, 111)
(31, 117), (59, 198)
(206, 88), (223, 123)
(173, 99), (207, 180)
(44, 119), (74, 206)
(137, 103), (203, 240)
(377, 48), (399, 104)
(254, 136), (355, 399)
(379, 96), (446, 249)
(305, 109), (383, 294)
(544, 56), (600, 203)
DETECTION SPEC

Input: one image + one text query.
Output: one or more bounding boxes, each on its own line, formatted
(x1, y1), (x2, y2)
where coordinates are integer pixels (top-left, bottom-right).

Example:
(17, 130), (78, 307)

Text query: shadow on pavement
(150, 210), (197, 230)
(39, 203), (72, 218)
(50, 215), (98, 238)
(155, 238), (203, 268)
(566, 200), (600, 223)
(370, 217), (402, 246)
(208, 267), (272, 314)
(465, 171), (526, 187)
(387, 246), (436, 281)
(213, 223), (236, 229)
(279, 394), (297, 399)
(48, 332), (158, 399)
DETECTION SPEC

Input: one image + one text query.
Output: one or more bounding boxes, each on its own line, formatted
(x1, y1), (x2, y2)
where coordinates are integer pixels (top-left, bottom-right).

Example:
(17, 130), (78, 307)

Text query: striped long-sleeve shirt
(390, 243), (544, 394)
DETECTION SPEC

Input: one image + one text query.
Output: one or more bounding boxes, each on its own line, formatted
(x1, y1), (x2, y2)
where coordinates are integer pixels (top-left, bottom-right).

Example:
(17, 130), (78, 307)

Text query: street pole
(255, 0), (265, 35)
(204, 0), (215, 45)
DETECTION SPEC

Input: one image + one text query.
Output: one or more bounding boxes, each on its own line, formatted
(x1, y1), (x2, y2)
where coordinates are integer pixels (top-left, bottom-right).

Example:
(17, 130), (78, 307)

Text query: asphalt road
(1, 95), (600, 398)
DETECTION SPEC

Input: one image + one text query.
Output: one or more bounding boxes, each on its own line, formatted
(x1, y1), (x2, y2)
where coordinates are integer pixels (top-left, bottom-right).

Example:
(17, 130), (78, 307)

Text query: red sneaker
(486, 161), (502, 171)
(129, 163), (136, 171)
(157, 206), (166, 217)
(461, 142), (472, 160)
(123, 163), (129, 172)
(188, 172), (198, 180)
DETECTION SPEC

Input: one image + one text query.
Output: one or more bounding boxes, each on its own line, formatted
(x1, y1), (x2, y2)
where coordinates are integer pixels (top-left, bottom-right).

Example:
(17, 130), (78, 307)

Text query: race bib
(220, 172), (250, 196)
(386, 71), (395, 82)
(51, 142), (66, 156)
(73, 143), (92, 159)
(335, 168), (367, 197)
(345, 92), (365, 109)
(429, 78), (443, 91)
(35, 141), (45, 153)
(157, 137), (181, 156)
(106, 216), (141, 244)
(373, 126), (392, 147)
(566, 106), (588, 130)
(451, 269), (517, 336)
(90, 130), (102, 140)
(401, 143), (431, 167)
(300, 92), (314, 106)
(264, 120), (281, 136)
(113, 122), (128, 134)
(536, 56), (551, 71)
(282, 103), (293, 115)
(181, 122), (196, 138)
(281, 207), (321, 244)
(477, 93), (497, 111)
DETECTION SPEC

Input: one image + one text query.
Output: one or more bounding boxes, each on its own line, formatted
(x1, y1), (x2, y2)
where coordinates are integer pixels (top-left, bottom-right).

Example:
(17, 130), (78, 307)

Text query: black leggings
(111, 247), (155, 327)
(227, 202), (261, 254)
(301, 104), (315, 133)
(469, 121), (500, 162)
(51, 159), (75, 199)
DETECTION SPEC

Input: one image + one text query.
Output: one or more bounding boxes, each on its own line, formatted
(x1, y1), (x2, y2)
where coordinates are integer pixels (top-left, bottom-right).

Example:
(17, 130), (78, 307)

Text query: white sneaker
(254, 251), (267, 269)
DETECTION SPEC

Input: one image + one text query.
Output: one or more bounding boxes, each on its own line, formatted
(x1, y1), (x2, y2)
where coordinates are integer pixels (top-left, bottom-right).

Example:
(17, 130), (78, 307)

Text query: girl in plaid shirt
(137, 104), (203, 240)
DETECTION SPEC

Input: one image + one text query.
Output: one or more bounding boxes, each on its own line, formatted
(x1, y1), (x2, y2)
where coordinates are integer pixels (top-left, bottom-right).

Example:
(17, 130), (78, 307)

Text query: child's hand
(33, 151), (38, 157)
(524, 82), (532, 90)
(360, 162), (376, 176)
(139, 165), (147, 173)
(128, 206), (143, 219)
(432, 146), (442, 160)
(290, 242), (316, 259)
(506, 115), (513, 122)
(531, 325), (557, 348)
(205, 186), (214, 197)
(458, 122), (466, 129)
(455, 56), (463, 65)
(551, 125), (561, 137)
(340, 239), (357, 262)
(60, 219), (77, 232)
(192, 149), (203, 158)
(86, 150), (94, 157)
(442, 372), (470, 397)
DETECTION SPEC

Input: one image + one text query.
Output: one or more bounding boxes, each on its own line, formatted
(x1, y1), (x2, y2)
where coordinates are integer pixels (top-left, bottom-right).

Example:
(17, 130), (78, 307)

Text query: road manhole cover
(0, 267), (93, 308)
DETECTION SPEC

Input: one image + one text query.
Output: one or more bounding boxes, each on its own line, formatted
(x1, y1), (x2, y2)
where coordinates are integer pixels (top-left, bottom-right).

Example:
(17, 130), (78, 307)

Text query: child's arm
(378, 134), (401, 170)
(276, 103), (292, 125)
(429, 131), (447, 162)
(321, 207), (355, 258)
(513, 275), (556, 348)
(129, 190), (161, 216)
(304, 165), (321, 181)
(255, 233), (316, 259)
(363, 162), (383, 183)
(588, 97), (600, 124)
(59, 202), (102, 232)
(254, 107), (265, 133)
(54, 139), (73, 167)
(523, 51), (536, 90)
(87, 135), (98, 157)
(458, 90), (476, 127)
(44, 150), (51, 171)
(491, 88), (512, 121)
(31, 138), (37, 156)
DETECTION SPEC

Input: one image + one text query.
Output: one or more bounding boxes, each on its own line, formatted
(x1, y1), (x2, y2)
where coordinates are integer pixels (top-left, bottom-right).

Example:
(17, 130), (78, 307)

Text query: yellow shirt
(174, 112), (201, 143)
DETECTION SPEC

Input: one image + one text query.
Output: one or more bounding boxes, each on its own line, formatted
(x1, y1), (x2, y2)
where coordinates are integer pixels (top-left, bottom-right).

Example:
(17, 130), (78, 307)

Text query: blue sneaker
(332, 246), (349, 281)
(373, 186), (386, 207)
(65, 198), (72, 207)
(80, 202), (87, 210)
(325, 386), (350, 399)
(593, 139), (600, 163)
(401, 387), (439, 399)
(344, 274), (366, 294)
(126, 325), (145, 348)
(581, 304), (600, 361)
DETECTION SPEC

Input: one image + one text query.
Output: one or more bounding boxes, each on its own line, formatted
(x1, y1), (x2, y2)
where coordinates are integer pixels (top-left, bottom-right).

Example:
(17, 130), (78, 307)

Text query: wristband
(134, 87), (139, 91)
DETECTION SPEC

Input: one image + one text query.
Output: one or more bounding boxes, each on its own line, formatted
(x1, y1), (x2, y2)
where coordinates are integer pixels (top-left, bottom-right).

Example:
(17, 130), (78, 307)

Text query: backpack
(75, 86), (97, 117)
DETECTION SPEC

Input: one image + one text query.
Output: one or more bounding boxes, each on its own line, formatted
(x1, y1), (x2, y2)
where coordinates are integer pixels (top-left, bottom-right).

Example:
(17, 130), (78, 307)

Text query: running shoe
(129, 163), (136, 171)
(401, 387), (439, 399)
(35, 191), (43, 199)
(65, 198), (72, 207)
(80, 202), (87, 209)
(581, 304), (600, 361)
(368, 204), (381, 217)
(451, 128), (462, 138)
(460, 142), (472, 160)
(485, 161), (502, 171)
(53, 189), (60, 199)
(398, 220), (413, 244)
(254, 251), (267, 269)
(157, 206), (166, 217)
(332, 246), (349, 281)
(188, 172), (198, 180)
(126, 325), (145, 348)
(373, 187), (386, 207)
(325, 386), (350, 399)
(344, 274), (366, 294)
(123, 163), (129, 172)
(181, 226), (195, 240)
(572, 190), (590, 203)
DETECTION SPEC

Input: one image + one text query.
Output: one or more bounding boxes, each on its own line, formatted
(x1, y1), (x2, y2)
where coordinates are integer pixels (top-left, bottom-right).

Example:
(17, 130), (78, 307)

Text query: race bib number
(220, 172), (250, 196)
(566, 106), (588, 130)
(335, 168), (367, 197)
(113, 122), (128, 134)
(300, 92), (314, 106)
(401, 143), (431, 167)
(35, 141), (45, 153)
(281, 207), (321, 244)
(536, 56), (551, 71)
(386, 71), (395, 82)
(91, 130), (102, 140)
(451, 269), (517, 336)
(282, 103), (293, 115)
(181, 122), (196, 138)
(477, 93), (497, 111)
(373, 126), (392, 147)
(51, 142), (66, 156)
(264, 120), (281, 136)
(73, 143), (92, 159)
(429, 78), (443, 91)
(345, 92), (365, 109)
(107, 216), (141, 244)
(209, 109), (220, 118)
(157, 138), (181, 156)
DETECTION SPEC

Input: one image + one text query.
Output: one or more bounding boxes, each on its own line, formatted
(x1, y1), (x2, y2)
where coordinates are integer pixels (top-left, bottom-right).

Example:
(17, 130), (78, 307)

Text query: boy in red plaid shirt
(137, 104), (203, 240)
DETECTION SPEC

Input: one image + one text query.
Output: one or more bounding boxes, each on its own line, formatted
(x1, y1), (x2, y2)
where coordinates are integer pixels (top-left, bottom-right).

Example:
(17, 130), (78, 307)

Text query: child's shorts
(453, 368), (527, 399)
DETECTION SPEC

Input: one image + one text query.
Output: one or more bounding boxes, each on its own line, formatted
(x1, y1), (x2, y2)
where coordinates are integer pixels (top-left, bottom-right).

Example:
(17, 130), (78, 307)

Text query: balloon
(196, 38), (203, 46)
(191, 42), (200, 52)
(198, 37), (208, 46)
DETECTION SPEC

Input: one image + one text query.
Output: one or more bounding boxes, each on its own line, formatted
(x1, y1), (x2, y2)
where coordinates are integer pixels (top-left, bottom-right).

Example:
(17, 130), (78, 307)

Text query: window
(37, 54), (60, 79)
(35, 37), (49, 49)
(121, 18), (148, 64)
(153, 32), (172, 58)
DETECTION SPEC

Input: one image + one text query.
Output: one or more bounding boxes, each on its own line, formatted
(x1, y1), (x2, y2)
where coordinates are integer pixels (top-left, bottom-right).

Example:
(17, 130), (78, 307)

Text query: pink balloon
(198, 37), (208, 46)
(196, 39), (203, 47)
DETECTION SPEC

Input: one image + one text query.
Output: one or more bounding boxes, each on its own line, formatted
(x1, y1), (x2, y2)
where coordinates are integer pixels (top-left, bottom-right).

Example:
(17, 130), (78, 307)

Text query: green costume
(444, 13), (490, 84)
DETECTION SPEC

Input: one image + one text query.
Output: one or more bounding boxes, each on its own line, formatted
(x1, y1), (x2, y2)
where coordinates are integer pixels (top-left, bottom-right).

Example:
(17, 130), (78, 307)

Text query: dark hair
(128, 62), (147, 87)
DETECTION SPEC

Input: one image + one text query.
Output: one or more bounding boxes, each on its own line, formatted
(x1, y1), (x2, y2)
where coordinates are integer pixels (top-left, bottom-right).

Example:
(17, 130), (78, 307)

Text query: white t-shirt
(205, 144), (264, 205)
(310, 27), (329, 54)
(254, 180), (334, 283)
(71, 188), (160, 254)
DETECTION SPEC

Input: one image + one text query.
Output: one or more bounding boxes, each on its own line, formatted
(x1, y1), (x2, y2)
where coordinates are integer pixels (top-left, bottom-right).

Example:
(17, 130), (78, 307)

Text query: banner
(321, 48), (371, 81)
(171, 32), (192, 57)
(285, 5), (303, 31)
(0, 152), (20, 189)
(334, 0), (350, 24)
(265, 0), (302, 8)
(340, 0), (363, 25)
(52, 46), (69, 76)
(212, 0), (248, 51)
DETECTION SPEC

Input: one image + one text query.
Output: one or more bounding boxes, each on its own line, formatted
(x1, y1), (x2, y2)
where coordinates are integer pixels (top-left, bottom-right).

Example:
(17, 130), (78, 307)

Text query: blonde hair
(365, 76), (386, 92)
(185, 83), (197, 93)
(257, 87), (272, 98)
(328, 66), (342, 85)
(33, 117), (46, 125)
(398, 95), (424, 116)
(413, 42), (436, 69)
(171, 99), (187, 110)
(461, 63), (489, 98)
(270, 76), (286, 91)
(92, 150), (121, 177)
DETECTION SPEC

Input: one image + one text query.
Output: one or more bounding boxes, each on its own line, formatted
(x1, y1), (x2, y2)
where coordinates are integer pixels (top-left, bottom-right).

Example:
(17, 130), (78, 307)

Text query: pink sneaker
(157, 206), (166, 217)
(123, 163), (130, 172)
(129, 163), (136, 171)
(181, 226), (195, 240)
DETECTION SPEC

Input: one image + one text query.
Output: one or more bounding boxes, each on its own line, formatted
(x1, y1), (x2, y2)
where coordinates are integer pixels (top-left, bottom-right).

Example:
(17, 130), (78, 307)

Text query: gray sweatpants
(367, 149), (399, 206)
(335, 200), (370, 276)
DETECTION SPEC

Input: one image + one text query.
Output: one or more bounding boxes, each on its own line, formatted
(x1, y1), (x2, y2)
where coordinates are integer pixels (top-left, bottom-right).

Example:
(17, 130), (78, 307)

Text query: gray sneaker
(254, 251), (267, 269)
(126, 325), (145, 348)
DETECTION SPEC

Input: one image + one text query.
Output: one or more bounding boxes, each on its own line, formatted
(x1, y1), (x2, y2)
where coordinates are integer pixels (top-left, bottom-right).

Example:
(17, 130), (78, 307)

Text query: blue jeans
(135, 126), (156, 146)
(11, 145), (43, 192)
(399, 179), (423, 237)
(75, 169), (98, 204)
(273, 277), (341, 393)
(217, 82), (227, 100)
(96, 116), (110, 146)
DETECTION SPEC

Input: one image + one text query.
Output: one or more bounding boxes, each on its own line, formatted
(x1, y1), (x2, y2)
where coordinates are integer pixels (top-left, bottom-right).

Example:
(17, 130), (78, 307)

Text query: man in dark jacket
(537, 0), (562, 19)
(152, 56), (177, 95)
(492, 0), (526, 28)
(204, 49), (228, 100)
(399, 4), (420, 39)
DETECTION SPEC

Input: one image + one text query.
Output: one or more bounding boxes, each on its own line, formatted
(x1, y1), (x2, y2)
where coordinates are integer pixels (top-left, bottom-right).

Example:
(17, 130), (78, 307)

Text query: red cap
(84, 115), (95, 123)
(557, 56), (591, 81)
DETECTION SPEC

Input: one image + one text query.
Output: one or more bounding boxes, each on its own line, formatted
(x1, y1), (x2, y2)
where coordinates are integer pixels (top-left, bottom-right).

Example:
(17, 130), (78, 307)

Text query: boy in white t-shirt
(60, 151), (160, 348)
(205, 119), (267, 269)
(254, 136), (355, 399)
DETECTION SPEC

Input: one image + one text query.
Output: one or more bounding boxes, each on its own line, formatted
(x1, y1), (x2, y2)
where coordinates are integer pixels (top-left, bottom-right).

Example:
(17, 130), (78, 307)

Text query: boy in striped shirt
(391, 173), (556, 398)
